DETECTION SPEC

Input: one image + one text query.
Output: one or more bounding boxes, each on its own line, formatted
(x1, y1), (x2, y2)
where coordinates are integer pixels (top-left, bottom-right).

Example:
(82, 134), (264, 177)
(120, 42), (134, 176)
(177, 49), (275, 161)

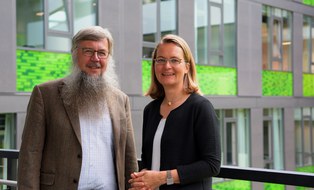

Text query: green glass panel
(197, 65), (237, 95)
(262, 71), (293, 96)
(16, 49), (71, 92)
(142, 60), (152, 95)
(303, 73), (314, 97)
(303, 0), (314, 6)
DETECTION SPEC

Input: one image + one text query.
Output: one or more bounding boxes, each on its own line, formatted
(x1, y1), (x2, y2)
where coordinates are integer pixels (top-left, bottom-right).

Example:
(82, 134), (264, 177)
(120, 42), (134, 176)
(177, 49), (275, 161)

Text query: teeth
(162, 73), (174, 76)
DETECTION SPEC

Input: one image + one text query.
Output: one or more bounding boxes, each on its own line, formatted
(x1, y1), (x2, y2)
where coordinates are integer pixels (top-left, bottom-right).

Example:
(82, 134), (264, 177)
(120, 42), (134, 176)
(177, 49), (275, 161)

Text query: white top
(78, 106), (117, 190)
(151, 118), (166, 171)
(151, 119), (166, 190)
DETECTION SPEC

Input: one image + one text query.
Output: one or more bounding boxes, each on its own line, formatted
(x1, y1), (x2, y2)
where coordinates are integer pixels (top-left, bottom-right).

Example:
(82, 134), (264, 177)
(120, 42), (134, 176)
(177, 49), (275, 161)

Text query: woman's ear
(185, 62), (190, 73)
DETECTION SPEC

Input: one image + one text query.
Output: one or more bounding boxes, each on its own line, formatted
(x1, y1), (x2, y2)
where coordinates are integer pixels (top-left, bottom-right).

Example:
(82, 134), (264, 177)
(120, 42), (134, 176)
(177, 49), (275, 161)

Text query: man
(17, 26), (138, 190)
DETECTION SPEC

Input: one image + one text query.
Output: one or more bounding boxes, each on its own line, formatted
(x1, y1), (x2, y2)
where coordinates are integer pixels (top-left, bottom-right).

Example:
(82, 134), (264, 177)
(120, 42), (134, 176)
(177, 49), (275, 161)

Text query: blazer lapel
(58, 83), (82, 145)
(107, 91), (121, 153)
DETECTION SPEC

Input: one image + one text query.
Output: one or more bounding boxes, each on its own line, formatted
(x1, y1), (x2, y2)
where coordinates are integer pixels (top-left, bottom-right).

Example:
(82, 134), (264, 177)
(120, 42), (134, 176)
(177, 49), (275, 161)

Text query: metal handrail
(0, 149), (313, 188)
(0, 179), (17, 187)
(216, 165), (314, 188)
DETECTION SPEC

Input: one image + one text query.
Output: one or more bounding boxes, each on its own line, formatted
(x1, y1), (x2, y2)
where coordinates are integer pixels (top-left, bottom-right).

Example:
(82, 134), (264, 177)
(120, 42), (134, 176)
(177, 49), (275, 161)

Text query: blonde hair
(146, 34), (201, 99)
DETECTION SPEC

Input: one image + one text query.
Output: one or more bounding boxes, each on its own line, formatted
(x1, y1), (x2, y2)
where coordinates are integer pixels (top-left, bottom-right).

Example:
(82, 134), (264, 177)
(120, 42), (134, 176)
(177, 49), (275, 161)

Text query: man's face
(76, 39), (109, 77)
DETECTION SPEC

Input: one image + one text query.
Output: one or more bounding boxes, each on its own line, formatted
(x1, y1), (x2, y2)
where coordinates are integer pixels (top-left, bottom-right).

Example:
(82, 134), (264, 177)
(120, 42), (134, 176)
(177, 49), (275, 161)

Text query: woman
(129, 34), (221, 190)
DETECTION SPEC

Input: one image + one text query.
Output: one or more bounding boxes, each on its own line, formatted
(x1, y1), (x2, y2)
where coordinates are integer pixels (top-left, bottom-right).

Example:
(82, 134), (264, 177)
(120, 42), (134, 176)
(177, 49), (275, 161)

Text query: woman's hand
(128, 170), (166, 190)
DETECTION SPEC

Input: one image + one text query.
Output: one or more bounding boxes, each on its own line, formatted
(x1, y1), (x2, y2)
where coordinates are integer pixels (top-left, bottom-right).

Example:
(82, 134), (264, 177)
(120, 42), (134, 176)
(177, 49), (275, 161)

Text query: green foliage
(264, 183), (285, 190)
(17, 49), (72, 92)
(213, 180), (250, 190)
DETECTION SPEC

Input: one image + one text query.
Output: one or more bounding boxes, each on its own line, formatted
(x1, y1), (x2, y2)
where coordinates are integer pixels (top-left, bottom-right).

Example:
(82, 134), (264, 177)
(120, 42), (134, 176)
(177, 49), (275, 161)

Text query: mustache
(86, 62), (101, 68)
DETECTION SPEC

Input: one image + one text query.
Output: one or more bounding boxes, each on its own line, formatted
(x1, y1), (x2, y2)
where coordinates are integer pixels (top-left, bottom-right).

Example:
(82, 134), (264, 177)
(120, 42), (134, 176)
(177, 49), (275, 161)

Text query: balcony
(0, 149), (313, 189)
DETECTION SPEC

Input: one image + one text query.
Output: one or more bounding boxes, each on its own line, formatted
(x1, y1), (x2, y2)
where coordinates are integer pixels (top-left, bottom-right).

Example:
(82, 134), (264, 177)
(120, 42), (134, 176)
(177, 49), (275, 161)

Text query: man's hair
(67, 26), (120, 91)
(71, 26), (114, 55)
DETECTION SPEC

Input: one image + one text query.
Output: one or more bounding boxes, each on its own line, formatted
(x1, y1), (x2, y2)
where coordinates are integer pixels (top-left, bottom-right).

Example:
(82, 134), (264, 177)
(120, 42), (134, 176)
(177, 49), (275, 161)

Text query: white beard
(62, 63), (117, 119)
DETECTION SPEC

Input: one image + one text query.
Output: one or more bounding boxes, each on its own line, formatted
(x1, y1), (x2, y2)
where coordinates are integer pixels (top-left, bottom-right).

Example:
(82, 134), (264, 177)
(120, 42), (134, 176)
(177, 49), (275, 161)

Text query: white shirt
(151, 119), (166, 190)
(78, 106), (117, 190)
(151, 118), (166, 171)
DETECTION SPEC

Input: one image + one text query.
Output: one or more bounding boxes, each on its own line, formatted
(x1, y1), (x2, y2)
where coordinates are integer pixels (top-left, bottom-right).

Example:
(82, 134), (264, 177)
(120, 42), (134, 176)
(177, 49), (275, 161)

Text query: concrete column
(0, 0), (16, 92)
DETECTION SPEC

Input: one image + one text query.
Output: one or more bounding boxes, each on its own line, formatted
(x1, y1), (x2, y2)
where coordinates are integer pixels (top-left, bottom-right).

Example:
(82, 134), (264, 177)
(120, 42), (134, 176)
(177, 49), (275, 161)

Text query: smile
(162, 73), (175, 76)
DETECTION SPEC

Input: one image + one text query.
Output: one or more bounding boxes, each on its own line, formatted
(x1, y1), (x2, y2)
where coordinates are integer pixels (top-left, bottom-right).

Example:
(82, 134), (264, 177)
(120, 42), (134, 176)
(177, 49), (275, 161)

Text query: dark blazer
(141, 93), (221, 190)
(17, 79), (138, 190)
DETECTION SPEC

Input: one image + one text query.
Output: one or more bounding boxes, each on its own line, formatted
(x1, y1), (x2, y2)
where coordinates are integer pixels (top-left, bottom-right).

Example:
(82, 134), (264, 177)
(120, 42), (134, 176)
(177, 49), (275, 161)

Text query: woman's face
(154, 43), (189, 90)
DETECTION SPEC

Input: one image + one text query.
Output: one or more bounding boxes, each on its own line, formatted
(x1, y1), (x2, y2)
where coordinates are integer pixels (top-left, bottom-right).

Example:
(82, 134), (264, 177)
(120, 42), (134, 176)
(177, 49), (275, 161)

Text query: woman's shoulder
(188, 93), (211, 104)
(145, 98), (162, 108)
(185, 93), (216, 111)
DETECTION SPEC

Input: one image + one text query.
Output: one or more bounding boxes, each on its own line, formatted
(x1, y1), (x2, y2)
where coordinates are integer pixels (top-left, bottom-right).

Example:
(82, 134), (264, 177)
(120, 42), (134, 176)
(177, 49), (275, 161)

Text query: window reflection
(48, 0), (69, 32)
(262, 6), (292, 71)
(303, 16), (314, 73)
(16, 0), (44, 48)
(142, 0), (177, 58)
(195, 0), (236, 66)
(17, 0), (97, 51)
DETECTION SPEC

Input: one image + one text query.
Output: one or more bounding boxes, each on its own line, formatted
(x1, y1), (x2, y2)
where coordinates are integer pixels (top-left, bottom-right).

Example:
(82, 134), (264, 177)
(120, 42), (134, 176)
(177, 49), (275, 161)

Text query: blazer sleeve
(18, 85), (46, 190)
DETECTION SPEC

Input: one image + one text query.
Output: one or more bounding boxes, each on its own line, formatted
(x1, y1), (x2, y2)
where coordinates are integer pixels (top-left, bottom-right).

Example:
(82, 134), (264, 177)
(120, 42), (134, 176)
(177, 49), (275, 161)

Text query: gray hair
(70, 26), (120, 89)
(71, 26), (114, 55)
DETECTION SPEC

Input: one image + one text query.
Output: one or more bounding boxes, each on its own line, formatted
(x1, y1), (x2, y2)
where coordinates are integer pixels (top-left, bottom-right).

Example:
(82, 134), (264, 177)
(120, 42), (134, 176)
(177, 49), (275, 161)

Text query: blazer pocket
(40, 172), (55, 185)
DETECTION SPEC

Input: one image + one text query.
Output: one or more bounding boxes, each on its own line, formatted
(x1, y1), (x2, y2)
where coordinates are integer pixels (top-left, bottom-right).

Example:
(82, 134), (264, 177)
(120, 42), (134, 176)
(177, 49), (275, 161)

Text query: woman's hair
(146, 34), (201, 99)
(71, 26), (114, 61)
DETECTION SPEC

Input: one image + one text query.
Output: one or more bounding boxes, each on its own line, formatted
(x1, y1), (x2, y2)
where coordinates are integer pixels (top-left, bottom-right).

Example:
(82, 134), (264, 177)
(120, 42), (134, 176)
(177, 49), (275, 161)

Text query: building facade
(0, 0), (313, 189)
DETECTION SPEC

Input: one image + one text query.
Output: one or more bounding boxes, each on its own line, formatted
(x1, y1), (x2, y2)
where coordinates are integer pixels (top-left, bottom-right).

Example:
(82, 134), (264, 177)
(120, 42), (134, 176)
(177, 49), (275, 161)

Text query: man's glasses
(154, 58), (183, 65)
(78, 47), (109, 59)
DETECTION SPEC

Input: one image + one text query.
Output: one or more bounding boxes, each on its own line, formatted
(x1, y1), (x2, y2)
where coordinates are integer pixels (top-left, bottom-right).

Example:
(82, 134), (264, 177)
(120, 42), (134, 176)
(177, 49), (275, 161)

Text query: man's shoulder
(109, 86), (127, 97)
(37, 78), (65, 88)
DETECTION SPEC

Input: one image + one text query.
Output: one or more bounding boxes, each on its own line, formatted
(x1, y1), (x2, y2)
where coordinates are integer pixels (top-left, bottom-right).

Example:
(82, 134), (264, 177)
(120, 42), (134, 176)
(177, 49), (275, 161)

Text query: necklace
(167, 101), (172, 106)
(165, 94), (186, 106)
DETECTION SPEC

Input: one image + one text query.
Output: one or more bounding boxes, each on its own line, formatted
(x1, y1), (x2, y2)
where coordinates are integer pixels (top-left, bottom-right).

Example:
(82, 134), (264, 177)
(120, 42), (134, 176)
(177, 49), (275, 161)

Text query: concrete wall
(0, 0), (16, 92)
(237, 0), (262, 97)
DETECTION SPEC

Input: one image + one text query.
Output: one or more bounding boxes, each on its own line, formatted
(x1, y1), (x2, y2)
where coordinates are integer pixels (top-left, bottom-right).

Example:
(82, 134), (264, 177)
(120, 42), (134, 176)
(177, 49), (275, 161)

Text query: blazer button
(73, 179), (78, 184)
(77, 154), (82, 158)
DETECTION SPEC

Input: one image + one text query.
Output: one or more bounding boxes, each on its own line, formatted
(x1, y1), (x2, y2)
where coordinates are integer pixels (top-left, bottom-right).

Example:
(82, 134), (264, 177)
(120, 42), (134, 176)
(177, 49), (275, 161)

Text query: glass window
(263, 120), (273, 169)
(142, 0), (177, 58)
(295, 108), (302, 166)
(195, 0), (236, 66)
(16, 0), (44, 48)
(262, 6), (292, 71)
(17, 0), (98, 51)
(73, 0), (98, 33)
(219, 109), (250, 167)
(0, 114), (16, 183)
(48, 0), (69, 32)
(303, 16), (314, 73)
(263, 108), (284, 170)
(295, 107), (314, 167)
(143, 0), (157, 43)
